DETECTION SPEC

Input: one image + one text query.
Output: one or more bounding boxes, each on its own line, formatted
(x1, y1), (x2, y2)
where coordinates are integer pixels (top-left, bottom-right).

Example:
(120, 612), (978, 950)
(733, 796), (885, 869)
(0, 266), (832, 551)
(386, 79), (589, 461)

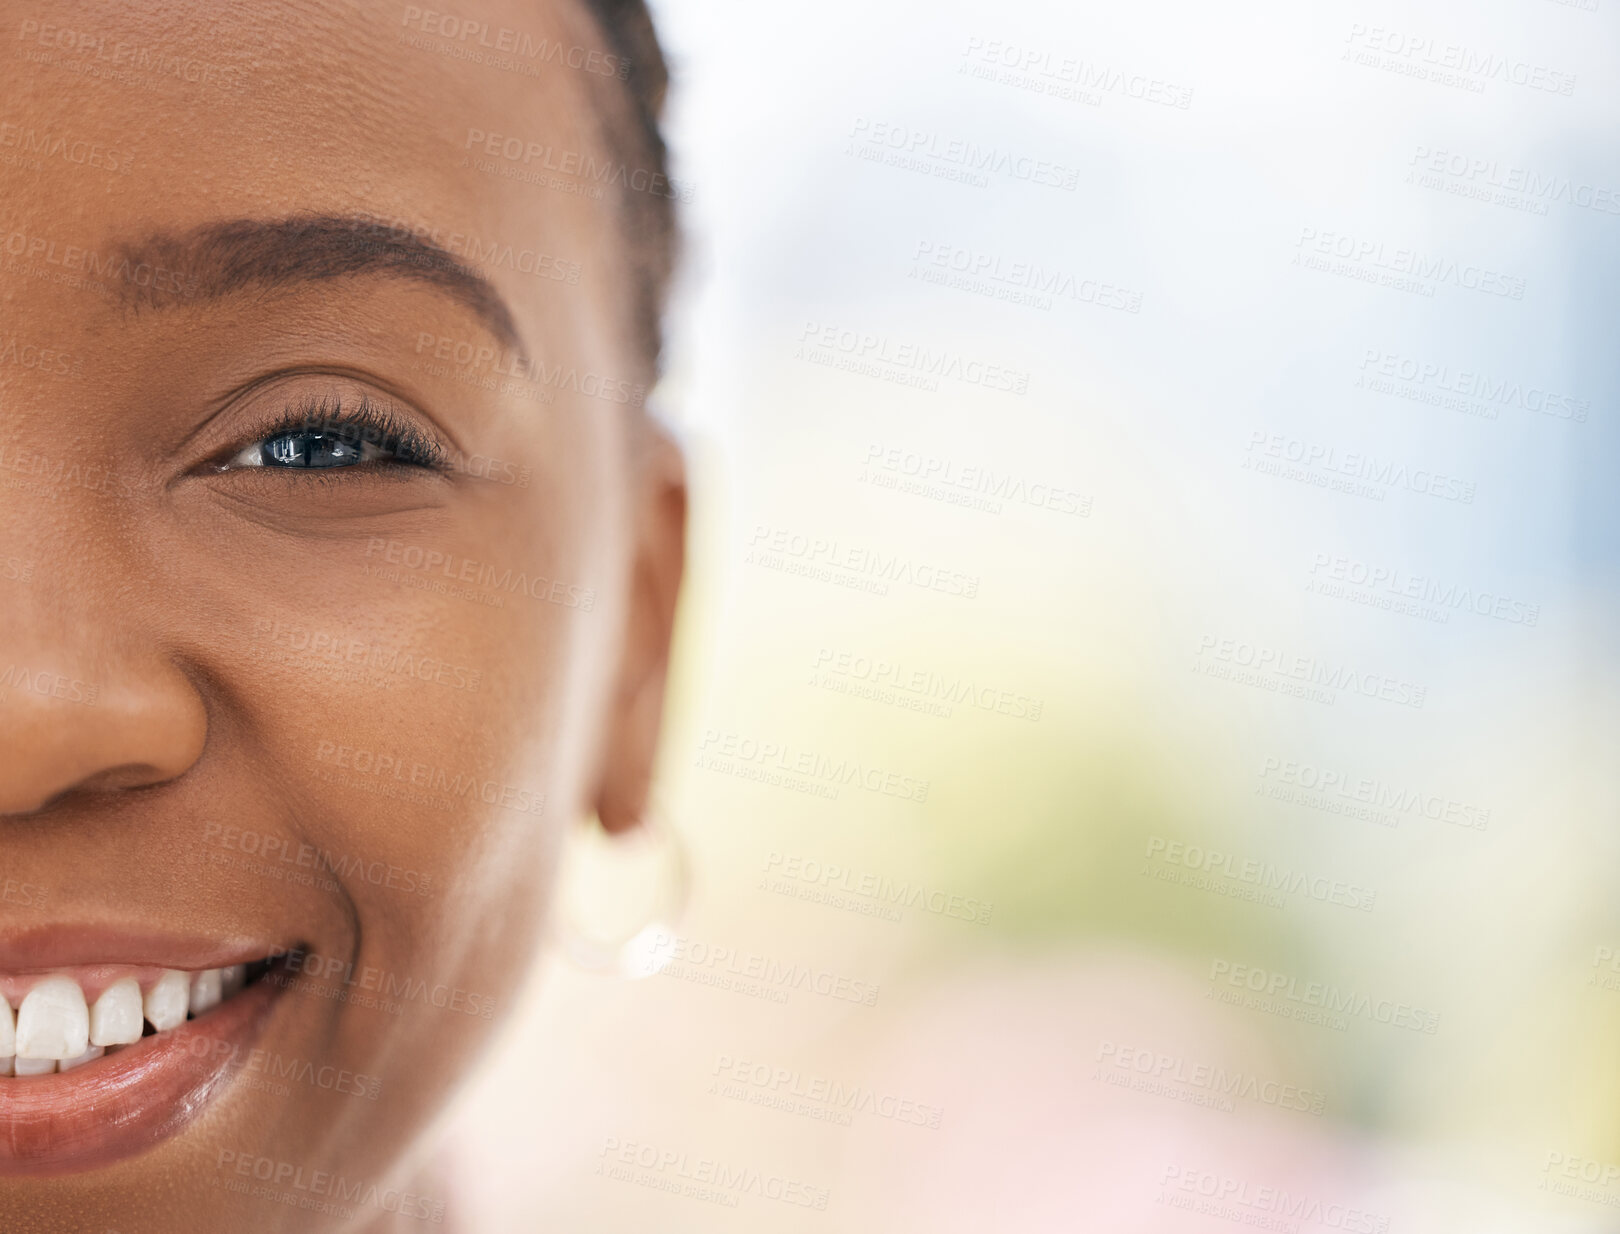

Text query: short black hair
(575, 0), (676, 377)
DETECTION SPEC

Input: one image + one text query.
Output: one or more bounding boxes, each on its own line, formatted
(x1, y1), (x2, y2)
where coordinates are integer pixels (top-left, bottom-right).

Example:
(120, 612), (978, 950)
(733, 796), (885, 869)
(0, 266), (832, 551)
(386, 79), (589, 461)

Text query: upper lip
(0, 924), (290, 972)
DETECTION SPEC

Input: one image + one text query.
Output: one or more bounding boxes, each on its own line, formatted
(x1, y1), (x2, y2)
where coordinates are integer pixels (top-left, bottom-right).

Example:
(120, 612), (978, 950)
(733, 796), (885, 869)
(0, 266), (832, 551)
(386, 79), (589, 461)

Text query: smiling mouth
(1, 957), (280, 1075)
(0, 944), (303, 1176)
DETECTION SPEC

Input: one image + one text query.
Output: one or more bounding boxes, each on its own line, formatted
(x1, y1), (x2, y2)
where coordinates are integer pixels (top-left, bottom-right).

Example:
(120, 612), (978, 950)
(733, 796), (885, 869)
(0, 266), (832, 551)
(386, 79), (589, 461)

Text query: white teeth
(15, 976), (90, 1060)
(1, 962), (261, 1073)
(144, 970), (190, 1032)
(189, 968), (222, 1018)
(90, 978), (145, 1047)
(58, 1045), (103, 1071)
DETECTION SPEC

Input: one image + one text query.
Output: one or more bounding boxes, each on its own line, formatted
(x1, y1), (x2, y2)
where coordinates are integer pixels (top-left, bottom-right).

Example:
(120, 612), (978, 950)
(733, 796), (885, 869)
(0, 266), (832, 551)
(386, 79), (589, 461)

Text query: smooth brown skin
(0, 1), (684, 1229)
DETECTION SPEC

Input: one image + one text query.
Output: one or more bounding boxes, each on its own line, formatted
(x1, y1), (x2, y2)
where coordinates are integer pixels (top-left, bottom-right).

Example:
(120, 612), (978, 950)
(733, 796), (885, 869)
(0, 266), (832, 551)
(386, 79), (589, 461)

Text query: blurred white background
(443, 0), (1620, 1228)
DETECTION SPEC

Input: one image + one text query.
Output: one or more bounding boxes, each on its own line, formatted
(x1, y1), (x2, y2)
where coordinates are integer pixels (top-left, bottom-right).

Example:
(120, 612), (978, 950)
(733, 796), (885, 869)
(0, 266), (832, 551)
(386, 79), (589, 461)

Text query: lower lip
(0, 975), (284, 1176)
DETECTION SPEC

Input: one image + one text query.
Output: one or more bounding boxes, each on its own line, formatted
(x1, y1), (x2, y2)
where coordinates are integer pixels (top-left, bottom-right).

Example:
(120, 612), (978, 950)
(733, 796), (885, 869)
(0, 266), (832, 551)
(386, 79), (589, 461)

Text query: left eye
(226, 428), (400, 469)
(202, 387), (447, 477)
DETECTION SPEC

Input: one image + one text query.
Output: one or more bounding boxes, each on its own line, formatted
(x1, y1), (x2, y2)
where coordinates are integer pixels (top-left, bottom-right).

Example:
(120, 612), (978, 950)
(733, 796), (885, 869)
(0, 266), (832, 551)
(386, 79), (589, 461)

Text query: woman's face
(0, 0), (683, 1227)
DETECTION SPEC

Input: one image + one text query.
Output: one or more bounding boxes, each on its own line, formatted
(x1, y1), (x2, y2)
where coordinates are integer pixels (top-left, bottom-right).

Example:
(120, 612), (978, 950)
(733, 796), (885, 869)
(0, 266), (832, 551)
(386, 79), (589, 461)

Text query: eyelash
(218, 393), (449, 474)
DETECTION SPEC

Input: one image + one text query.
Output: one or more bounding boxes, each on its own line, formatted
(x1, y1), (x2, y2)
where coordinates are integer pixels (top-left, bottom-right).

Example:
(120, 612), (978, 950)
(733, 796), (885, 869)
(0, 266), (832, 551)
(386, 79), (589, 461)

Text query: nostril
(69, 764), (187, 797)
(8, 765), (183, 818)
(0, 749), (196, 818)
(0, 665), (208, 817)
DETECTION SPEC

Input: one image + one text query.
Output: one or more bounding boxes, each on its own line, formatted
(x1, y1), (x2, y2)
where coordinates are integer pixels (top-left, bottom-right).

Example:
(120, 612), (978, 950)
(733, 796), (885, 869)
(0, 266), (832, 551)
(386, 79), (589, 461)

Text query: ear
(596, 418), (687, 834)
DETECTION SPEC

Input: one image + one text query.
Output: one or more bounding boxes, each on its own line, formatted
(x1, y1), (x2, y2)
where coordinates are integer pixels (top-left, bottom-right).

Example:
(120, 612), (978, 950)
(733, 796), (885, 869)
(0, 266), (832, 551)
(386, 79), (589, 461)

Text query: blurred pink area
(439, 948), (1370, 1231)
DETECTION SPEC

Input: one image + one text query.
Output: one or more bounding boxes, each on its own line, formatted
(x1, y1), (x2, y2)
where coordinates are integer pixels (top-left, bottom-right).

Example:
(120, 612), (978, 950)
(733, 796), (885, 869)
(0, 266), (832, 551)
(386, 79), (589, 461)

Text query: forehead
(1, 0), (620, 342)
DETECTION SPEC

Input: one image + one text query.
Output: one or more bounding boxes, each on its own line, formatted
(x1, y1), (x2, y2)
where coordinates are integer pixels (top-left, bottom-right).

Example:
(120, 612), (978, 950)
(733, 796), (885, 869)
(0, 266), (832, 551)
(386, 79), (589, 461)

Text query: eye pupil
(263, 431), (364, 468)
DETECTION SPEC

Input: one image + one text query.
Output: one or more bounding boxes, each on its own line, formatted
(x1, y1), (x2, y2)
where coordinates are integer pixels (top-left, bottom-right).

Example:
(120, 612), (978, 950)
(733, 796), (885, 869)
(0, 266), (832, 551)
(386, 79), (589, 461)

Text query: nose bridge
(0, 503), (208, 816)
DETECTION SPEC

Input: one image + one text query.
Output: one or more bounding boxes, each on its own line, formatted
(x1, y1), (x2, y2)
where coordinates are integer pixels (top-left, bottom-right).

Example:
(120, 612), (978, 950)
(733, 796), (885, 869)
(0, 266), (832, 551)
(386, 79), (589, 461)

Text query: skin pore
(0, 0), (685, 1229)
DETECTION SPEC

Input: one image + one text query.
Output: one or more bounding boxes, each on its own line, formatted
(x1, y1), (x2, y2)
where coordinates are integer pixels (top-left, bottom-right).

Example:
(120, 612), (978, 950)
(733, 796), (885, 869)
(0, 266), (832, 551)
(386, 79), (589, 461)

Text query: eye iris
(262, 431), (364, 468)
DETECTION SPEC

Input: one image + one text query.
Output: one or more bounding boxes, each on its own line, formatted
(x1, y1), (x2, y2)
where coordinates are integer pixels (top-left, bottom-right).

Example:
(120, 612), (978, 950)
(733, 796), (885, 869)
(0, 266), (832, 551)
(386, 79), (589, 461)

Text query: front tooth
(144, 970), (189, 1031)
(0, 993), (14, 1057)
(0, 1056), (11, 1076)
(220, 964), (246, 998)
(90, 978), (145, 1046)
(57, 1045), (104, 1072)
(189, 969), (222, 1017)
(13, 1056), (56, 1075)
(15, 976), (90, 1060)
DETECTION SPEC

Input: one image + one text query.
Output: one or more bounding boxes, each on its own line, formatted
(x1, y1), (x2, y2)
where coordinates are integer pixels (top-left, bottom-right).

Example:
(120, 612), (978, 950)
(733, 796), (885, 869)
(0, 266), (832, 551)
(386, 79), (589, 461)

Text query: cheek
(186, 501), (570, 863)
(166, 460), (619, 999)
(150, 419), (627, 1139)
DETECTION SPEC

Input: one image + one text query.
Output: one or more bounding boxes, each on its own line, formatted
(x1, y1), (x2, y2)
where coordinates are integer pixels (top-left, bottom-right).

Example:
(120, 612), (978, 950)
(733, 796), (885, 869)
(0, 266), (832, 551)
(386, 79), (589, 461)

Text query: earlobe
(596, 420), (687, 834)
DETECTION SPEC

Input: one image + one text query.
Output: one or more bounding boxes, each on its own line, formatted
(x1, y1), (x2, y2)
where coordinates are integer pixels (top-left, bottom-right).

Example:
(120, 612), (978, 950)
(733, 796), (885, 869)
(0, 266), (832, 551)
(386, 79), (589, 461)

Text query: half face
(0, 0), (682, 1227)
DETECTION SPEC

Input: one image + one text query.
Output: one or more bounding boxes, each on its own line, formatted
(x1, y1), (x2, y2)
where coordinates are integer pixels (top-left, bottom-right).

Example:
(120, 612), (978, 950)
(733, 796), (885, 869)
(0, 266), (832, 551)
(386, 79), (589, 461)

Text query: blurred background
(444, 0), (1620, 1228)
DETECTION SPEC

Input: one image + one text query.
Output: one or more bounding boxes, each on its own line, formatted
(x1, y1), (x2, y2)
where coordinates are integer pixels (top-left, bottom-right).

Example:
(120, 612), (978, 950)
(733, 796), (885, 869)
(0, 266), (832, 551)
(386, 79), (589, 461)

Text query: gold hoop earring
(550, 808), (689, 978)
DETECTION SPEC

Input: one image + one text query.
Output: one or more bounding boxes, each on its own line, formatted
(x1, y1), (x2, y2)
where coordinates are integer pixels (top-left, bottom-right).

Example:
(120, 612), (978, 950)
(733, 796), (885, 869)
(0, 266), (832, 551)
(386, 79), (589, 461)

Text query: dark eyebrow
(112, 215), (527, 360)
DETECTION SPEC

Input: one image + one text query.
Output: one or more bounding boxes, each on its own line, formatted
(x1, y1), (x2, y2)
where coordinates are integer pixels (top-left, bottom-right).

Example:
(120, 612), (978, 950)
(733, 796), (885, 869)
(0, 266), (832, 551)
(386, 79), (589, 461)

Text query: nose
(0, 594), (207, 816)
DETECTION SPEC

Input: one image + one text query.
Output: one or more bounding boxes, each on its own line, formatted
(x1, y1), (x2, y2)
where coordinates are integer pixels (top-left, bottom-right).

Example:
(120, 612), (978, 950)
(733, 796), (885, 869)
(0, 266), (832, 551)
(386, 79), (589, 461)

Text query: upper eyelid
(177, 365), (463, 464)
